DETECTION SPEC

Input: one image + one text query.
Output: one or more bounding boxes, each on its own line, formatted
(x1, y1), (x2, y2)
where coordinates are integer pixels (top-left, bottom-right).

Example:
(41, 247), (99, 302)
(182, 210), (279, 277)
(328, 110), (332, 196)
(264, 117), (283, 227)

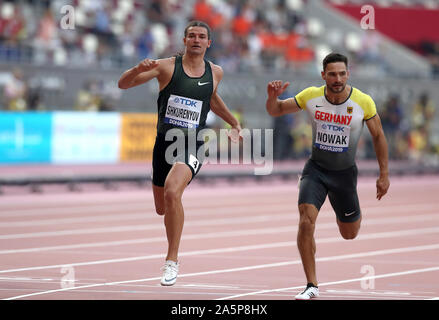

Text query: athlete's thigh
(298, 160), (328, 212)
(152, 134), (173, 188)
(327, 165), (361, 223)
(153, 163), (192, 215)
(164, 162), (193, 195)
(174, 138), (203, 185)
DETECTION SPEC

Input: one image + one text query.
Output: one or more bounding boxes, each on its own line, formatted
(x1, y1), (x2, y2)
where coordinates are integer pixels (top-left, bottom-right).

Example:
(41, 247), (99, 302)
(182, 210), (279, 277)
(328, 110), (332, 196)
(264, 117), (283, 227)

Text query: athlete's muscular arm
(266, 80), (301, 117)
(118, 58), (173, 90)
(366, 114), (390, 200)
(209, 64), (242, 140)
(210, 93), (240, 128)
(118, 58), (160, 89)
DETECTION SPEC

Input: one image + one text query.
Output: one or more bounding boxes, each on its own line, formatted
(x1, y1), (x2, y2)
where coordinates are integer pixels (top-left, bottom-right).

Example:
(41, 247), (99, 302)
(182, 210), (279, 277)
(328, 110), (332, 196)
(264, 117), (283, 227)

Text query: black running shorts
(298, 159), (361, 223)
(152, 133), (205, 187)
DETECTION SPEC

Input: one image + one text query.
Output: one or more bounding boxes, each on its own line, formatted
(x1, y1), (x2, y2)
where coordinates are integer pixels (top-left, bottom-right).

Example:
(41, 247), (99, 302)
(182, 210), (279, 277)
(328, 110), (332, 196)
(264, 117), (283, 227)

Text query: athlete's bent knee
(164, 187), (182, 205)
(340, 229), (359, 240)
(298, 204), (317, 231)
(338, 217), (361, 240)
(298, 216), (314, 231)
(298, 216), (316, 240)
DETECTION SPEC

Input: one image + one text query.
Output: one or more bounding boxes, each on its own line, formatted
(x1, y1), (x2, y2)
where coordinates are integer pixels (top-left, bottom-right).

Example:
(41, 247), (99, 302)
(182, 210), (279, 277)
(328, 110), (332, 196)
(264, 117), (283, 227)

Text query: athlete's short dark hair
(323, 53), (348, 71)
(184, 20), (211, 40)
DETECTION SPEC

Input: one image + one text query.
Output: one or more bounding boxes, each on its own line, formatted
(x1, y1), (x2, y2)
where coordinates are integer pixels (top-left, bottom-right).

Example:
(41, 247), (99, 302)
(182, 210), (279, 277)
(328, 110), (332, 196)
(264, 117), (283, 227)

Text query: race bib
(314, 121), (350, 153)
(164, 94), (202, 129)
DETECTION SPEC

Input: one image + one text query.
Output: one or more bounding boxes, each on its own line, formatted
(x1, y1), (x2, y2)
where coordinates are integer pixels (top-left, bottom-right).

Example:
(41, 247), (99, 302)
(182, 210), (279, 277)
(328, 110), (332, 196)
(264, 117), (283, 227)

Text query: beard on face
(327, 82), (346, 93)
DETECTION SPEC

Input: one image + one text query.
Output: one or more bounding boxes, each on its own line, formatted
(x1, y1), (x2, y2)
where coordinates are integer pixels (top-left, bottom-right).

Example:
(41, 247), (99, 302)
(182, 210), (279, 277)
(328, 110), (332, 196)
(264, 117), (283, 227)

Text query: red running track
(0, 175), (439, 300)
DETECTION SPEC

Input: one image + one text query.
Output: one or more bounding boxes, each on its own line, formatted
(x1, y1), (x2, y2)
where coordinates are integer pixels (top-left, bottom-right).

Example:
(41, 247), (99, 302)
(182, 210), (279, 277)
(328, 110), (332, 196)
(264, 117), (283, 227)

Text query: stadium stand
(0, 0), (438, 166)
(1, 0), (436, 75)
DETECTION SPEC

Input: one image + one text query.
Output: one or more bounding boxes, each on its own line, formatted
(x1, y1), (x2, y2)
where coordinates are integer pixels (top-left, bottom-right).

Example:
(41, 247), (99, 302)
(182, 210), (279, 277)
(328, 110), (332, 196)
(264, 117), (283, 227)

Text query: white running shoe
(295, 284), (319, 300)
(160, 260), (179, 286)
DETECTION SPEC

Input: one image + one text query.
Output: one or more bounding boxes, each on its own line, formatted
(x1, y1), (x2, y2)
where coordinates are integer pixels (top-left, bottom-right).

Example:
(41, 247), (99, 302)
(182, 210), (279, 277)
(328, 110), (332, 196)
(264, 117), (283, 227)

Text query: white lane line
(217, 266), (439, 300)
(0, 212), (293, 240)
(2, 205), (439, 241)
(0, 176), (437, 214)
(1, 226), (439, 274)
(0, 212), (154, 228)
(0, 225), (295, 254)
(2, 212), (439, 255)
(0, 202), (153, 219)
(0, 203), (294, 227)
(0, 188), (299, 217)
(0, 196), (285, 219)
(2, 200), (437, 226)
(0, 219), (356, 253)
(325, 289), (411, 296)
(3, 243), (439, 300)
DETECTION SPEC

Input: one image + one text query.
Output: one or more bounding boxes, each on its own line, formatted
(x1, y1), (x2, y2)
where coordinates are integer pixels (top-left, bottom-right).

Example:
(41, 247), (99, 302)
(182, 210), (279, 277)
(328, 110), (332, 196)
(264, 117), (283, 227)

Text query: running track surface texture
(1, 174), (439, 300)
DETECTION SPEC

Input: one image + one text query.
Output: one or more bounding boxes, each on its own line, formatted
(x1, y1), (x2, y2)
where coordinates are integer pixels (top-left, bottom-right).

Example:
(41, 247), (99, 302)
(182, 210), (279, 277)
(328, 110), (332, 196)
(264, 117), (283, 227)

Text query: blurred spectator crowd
(0, 0), (313, 72)
(326, 0), (439, 9)
(1, 68), (42, 111)
(1, 0), (439, 75)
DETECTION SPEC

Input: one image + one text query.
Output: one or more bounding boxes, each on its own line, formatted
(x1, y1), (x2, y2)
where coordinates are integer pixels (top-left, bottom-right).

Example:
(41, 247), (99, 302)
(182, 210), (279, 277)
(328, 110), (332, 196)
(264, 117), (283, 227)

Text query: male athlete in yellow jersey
(265, 53), (390, 300)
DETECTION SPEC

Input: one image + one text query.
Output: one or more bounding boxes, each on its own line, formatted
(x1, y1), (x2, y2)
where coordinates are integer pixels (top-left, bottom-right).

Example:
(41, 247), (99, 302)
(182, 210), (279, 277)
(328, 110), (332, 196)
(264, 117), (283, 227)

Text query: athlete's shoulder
(298, 86), (325, 97)
(209, 61), (223, 90)
(295, 86), (324, 109)
(155, 57), (176, 85)
(157, 56), (177, 65)
(209, 61), (223, 76)
(152, 56), (175, 76)
(308, 85), (325, 94)
(351, 87), (375, 105)
(351, 87), (377, 119)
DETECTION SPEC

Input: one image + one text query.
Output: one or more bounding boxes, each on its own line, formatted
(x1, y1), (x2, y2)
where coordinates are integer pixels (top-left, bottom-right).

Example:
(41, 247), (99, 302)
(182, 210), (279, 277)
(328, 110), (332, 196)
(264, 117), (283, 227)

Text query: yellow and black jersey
(294, 85), (377, 170)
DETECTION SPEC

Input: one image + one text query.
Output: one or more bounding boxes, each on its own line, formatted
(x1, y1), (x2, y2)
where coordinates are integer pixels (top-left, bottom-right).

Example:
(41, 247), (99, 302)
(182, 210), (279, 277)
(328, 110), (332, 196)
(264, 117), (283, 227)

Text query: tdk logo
(174, 97), (198, 107)
(322, 124), (345, 132)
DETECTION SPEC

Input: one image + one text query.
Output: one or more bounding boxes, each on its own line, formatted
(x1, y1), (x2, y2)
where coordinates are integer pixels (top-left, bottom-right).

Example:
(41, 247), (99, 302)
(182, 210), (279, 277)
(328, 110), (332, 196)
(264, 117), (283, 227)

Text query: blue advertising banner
(51, 112), (121, 164)
(0, 112), (52, 163)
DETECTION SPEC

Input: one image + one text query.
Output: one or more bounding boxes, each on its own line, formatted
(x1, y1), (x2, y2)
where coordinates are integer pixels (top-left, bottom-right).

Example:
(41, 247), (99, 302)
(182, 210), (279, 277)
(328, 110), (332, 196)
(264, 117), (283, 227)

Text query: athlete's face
(184, 26), (211, 55)
(321, 62), (349, 94)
